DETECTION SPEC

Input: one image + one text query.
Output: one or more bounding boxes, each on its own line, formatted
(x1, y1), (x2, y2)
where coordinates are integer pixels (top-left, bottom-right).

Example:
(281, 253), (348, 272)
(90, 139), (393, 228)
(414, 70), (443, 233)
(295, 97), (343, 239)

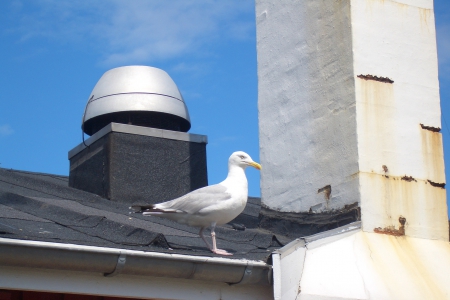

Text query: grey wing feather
(158, 184), (231, 215)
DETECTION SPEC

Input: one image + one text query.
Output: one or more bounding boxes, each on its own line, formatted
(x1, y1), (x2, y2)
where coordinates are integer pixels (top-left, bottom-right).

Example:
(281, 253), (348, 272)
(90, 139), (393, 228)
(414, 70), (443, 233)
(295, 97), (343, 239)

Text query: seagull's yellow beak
(248, 161), (262, 170)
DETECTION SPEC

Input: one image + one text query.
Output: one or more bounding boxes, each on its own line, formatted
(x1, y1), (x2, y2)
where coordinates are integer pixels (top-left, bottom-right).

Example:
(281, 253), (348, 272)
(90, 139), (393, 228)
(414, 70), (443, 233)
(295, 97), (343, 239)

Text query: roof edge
(0, 238), (271, 286)
(273, 221), (362, 258)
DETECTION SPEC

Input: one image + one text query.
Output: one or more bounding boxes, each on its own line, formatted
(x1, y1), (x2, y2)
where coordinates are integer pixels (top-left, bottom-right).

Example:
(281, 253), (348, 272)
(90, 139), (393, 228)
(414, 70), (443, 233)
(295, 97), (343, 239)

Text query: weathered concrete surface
(256, 0), (360, 214)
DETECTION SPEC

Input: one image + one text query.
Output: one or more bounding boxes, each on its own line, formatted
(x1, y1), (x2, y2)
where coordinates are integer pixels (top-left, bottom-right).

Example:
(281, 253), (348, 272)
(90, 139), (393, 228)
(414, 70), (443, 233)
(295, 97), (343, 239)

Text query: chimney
(68, 66), (208, 204)
(256, 0), (448, 240)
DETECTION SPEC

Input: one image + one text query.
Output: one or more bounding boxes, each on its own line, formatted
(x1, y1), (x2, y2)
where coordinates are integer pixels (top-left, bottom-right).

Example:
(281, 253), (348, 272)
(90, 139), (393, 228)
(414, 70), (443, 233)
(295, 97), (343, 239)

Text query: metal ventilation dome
(82, 66), (191, 136)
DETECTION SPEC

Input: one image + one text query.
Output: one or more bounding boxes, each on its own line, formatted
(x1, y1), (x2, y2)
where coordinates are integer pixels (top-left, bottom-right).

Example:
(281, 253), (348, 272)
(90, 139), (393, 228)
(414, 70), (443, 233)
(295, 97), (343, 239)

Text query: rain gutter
(0, 238), (272, 286)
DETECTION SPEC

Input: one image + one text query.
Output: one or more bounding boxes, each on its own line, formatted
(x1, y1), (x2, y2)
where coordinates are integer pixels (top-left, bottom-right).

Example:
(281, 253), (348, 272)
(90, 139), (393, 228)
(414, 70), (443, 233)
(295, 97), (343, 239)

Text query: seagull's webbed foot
(210, 226), (233, 256)
(211, 248), (233, 256)
(199, 225), (234, 256)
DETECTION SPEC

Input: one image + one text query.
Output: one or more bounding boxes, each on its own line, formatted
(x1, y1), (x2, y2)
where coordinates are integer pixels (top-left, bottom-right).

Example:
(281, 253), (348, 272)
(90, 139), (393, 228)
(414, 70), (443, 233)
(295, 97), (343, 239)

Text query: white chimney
(256, 0), (448, 241)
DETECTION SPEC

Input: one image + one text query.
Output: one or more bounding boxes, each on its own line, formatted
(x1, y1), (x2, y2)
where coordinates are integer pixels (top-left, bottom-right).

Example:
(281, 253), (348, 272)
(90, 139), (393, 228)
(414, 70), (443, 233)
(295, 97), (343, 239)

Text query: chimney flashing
(69, 122), (207, 159)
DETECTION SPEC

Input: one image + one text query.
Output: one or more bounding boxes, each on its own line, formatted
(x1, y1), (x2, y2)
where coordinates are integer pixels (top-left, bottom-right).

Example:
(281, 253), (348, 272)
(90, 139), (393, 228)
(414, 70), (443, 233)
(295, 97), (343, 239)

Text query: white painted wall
(256, 0), (448, 240)
(256, 0), (360, 213)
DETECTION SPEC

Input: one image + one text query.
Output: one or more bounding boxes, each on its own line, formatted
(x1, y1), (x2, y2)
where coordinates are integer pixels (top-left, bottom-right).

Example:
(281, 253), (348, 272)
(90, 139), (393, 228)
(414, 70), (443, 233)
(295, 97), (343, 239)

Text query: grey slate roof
(0, 168), (289, 262)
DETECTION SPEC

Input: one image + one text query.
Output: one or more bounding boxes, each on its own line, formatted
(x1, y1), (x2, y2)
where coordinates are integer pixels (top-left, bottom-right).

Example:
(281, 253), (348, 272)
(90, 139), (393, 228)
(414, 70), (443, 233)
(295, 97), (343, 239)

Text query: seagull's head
(229, 151), (261, 170)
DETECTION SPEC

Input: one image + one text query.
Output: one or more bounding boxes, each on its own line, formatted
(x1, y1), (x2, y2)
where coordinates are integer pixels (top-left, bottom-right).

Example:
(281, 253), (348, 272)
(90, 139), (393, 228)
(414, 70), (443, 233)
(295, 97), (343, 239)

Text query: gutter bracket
(104, 253), (126, 277)
(230, 263), (254, 285)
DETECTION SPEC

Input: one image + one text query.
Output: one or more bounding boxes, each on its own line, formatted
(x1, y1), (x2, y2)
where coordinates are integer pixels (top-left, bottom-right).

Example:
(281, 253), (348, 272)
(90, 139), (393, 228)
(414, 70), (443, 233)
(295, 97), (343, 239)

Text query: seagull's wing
(157, 184), (231, 215)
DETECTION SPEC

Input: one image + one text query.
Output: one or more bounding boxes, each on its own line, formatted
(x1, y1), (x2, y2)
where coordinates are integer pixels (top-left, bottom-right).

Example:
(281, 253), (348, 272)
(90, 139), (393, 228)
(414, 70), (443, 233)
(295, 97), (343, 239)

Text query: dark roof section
(0, 168), (288, 262)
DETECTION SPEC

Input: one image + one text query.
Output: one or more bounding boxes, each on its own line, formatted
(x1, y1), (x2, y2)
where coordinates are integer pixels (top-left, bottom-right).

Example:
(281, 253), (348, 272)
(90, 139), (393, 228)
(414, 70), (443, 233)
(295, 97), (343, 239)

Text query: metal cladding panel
(298, 230), (450, 299)
(88, 66), (184, 101)
(85, 94), (190, 126)
(351, 0), (448, 240)
(69, 130), (208, 204)
(359, 172), (448, 241)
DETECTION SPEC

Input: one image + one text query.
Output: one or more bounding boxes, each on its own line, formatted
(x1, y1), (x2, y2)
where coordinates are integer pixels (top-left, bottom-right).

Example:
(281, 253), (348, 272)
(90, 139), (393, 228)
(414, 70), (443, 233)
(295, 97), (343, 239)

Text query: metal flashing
(258, 203), (361, 239)
(273, 221), (362, 256)
(303, 221), (361, 244)
(273, 238), (306, 259)
(272, 252), (282, 300)
(69, 122), (208, 159)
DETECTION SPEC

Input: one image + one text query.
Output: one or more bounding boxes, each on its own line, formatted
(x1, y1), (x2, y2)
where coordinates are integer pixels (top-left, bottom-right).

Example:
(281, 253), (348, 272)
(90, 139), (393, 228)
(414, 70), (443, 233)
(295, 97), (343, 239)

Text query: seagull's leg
(210, 223), (233, 256)
(199, 227), (212, 250)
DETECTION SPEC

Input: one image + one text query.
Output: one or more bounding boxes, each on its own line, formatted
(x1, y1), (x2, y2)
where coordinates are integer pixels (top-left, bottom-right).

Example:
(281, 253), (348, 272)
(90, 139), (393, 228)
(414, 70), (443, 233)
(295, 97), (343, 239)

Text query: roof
(0, 167), (290, 262)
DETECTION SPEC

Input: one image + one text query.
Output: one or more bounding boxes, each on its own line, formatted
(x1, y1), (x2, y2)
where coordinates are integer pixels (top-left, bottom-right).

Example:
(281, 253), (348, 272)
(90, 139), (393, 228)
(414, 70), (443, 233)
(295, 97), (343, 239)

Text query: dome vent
(82, 66), (191, 136)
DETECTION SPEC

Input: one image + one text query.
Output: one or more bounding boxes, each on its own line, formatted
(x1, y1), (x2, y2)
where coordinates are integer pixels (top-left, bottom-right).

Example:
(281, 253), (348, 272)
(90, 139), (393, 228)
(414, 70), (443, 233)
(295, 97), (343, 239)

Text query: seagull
(130, 151), (261, 256)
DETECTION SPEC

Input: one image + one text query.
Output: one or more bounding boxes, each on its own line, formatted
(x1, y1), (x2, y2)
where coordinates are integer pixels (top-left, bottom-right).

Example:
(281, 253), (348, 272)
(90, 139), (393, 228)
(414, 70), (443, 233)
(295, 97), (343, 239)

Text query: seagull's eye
(239, 155), (245, 159)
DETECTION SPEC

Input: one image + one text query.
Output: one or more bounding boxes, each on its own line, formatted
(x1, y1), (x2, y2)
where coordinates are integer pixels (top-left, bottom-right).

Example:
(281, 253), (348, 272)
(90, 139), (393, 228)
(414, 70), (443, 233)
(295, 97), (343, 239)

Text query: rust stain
(420, 123), (441, 133)
(349, 171), (360, 179)
(362, 171), (448, 240)
(362, 230), (447, 300)
(317, 185), (331, 200)
(395, 236), (447, 299)
(420, 124), (445, 183)
(359, 74), (396, 178)
(382, 165), (389, 178)
(357, 74), (394, 84)
(374, 216), (406, 236)
(418, 8), (431, 31)
(401, 175), (417, 182)
(357, 67), (447, 238)
(427, 180), (446, 189)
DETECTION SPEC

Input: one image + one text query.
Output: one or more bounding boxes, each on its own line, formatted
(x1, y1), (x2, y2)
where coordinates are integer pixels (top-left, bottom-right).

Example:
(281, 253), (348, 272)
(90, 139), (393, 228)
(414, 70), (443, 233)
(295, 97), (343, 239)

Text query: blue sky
(0, 0), (449, 207)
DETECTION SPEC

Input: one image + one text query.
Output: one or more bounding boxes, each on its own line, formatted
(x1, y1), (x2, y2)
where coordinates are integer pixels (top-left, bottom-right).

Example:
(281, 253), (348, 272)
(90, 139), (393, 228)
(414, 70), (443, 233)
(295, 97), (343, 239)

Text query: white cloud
(7, 0), (255, 66)
(0, 125), (14, 136)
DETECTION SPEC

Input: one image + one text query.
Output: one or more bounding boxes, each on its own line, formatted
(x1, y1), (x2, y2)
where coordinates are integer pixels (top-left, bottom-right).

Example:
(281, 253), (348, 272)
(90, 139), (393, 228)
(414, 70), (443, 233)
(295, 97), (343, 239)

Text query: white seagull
(130, 151), (261, 256)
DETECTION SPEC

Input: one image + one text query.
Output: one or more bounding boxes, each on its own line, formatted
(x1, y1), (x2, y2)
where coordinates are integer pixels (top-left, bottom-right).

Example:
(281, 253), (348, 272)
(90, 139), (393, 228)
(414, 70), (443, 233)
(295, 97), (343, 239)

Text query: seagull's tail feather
(129, 204), (154, 213)
(130, 204), (179, 214)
